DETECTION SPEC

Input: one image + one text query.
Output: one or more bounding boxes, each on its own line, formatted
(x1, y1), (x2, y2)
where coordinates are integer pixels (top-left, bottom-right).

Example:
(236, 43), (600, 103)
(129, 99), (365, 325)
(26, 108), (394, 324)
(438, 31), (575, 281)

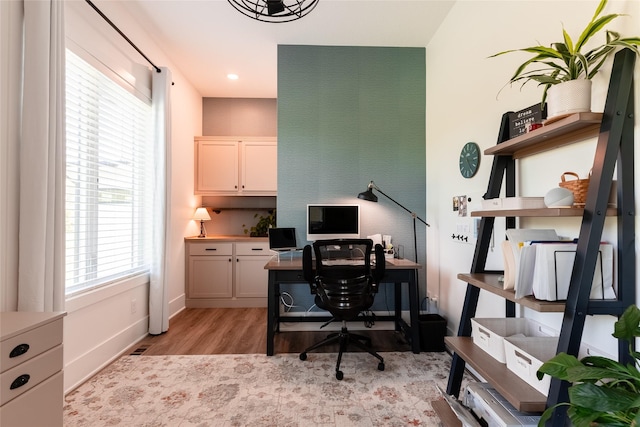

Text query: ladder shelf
(445, 49), (636, 426)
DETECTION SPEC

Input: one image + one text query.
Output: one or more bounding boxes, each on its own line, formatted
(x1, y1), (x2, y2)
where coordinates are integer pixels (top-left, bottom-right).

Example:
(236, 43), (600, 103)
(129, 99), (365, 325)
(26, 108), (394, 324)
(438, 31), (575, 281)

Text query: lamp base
(198, 220), (207, 238)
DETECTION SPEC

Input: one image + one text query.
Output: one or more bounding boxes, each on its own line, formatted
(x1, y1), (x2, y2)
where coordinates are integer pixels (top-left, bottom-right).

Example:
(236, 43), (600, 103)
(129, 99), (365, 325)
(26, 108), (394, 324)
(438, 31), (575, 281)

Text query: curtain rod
(84, 0), (161, 73)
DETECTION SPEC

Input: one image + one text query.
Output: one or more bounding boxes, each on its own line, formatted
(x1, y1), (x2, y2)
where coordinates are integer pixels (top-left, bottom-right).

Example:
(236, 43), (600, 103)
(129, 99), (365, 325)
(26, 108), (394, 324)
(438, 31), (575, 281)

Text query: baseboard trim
(63, 317), (148, 394)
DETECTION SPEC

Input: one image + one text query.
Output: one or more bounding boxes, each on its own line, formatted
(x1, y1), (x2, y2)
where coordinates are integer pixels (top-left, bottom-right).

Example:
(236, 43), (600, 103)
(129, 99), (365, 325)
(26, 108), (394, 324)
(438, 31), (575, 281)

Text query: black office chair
(299, 238), (385, 380)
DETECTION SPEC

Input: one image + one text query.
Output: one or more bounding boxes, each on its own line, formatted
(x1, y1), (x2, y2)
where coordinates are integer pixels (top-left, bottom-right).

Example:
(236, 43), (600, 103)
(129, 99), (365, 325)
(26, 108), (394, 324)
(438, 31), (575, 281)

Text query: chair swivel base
(299, 326), (385, 380)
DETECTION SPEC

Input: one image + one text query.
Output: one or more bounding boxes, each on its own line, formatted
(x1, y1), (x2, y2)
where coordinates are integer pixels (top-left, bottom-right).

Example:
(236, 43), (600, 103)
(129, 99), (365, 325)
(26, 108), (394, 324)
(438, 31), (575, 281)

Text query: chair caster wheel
(336, 370), (344, 380)
(378, 362), (385, 371)
(299, 353), (307, 361)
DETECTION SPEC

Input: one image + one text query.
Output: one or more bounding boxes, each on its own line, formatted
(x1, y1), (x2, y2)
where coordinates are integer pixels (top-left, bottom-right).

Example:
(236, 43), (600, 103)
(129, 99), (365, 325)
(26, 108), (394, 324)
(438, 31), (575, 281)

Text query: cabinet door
(195, 140), (238, 194)
(235, 255), (271, 298)
(188, 256), (233, 298)
(241, 141), (277, 194)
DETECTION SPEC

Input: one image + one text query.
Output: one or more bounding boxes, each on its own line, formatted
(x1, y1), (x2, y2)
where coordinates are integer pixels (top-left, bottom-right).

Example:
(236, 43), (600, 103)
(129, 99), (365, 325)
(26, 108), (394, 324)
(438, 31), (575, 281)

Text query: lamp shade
(357, 187), (378, 202)
(193, 207), (211, 221)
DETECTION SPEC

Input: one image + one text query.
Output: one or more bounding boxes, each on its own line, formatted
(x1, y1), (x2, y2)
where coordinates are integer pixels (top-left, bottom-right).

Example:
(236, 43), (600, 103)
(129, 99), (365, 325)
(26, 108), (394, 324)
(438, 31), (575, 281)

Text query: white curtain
(18, 0), (66, 312)
(149, 68), (172, 334)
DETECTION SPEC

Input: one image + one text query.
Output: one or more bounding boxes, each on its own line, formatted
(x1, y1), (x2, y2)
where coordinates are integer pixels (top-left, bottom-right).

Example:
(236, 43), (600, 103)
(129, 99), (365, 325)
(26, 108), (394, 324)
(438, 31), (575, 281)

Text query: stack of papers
(502, 229), (615, 301)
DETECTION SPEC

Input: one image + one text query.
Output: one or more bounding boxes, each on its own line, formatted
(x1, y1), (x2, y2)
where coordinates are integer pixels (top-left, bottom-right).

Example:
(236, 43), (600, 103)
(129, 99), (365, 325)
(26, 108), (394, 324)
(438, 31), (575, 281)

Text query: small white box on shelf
(504, 336), (559, 396)
(480, 197), (546, 210)
(471, 318), (553, 363)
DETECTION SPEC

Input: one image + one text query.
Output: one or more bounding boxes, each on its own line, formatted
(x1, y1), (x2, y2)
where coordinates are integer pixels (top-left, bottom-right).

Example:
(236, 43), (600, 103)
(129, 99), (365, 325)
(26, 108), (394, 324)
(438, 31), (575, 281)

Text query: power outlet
(130, 299), (137, 314)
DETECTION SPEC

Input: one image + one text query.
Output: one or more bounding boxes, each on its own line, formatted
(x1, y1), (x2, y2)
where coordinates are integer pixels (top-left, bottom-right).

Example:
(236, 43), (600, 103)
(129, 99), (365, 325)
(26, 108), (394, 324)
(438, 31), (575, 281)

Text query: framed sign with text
(508, 103), (547, 139)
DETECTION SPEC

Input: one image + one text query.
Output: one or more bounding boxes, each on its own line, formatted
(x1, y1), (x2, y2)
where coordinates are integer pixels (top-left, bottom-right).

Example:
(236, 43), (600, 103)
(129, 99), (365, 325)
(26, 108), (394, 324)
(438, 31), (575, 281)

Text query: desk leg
(394, 283), (402, 332)
(267, 271), (279, 356)
(408, 272), (421, 354)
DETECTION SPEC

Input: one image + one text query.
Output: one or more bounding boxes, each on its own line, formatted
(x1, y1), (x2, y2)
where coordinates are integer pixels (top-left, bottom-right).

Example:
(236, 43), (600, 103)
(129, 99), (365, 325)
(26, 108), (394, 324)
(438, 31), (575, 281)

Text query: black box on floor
(419, 314), (446, 352)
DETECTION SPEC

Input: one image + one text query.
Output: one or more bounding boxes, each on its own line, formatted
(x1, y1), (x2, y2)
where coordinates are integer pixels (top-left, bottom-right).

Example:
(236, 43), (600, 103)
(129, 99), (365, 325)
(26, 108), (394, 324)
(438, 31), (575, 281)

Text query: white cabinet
(185, 239), (271, 307)
(235, 242), (271, 298)
(194, 137), (277, 196)
(187, 242), (233, 298)
(0, 312), (66, 427)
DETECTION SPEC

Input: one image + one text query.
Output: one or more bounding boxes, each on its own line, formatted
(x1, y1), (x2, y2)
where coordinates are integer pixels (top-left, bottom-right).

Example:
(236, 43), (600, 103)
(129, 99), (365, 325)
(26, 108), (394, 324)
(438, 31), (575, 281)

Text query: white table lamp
(193, 207), (211, 238)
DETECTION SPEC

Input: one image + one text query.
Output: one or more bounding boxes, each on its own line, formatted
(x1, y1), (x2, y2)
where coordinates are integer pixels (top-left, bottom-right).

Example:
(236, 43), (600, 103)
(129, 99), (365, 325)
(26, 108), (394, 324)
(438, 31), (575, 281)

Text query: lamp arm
(369, 181), (430, 227)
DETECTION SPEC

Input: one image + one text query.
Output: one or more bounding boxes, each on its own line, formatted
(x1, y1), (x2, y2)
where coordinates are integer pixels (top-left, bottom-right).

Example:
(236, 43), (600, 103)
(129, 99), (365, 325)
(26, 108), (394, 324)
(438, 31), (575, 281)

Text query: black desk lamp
(357, 181), (429, 263)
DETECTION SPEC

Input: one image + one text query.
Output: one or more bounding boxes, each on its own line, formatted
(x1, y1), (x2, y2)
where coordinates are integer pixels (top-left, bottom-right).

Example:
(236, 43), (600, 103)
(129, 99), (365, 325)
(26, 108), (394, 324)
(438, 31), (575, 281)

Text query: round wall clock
(459, 142), (480, 178)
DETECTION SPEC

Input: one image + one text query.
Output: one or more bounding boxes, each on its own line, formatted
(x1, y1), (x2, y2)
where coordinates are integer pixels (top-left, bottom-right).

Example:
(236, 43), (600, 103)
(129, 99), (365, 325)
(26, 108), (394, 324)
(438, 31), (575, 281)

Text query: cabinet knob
(10, 374), (30, 390)
(205, 248), (217, 251)
(9, 343), (29, 358)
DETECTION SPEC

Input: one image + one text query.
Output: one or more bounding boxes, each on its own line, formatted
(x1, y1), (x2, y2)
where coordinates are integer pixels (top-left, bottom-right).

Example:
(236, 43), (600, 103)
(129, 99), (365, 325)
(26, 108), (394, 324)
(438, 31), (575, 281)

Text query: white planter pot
(547, 79), (592, 119)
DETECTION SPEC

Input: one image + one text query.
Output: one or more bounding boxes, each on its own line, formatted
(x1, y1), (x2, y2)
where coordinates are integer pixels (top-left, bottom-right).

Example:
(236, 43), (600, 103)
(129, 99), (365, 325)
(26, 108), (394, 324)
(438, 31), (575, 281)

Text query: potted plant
(243, 209), (276, 237)
(491, 0), (640, 119)
(536, 304), (640, 426)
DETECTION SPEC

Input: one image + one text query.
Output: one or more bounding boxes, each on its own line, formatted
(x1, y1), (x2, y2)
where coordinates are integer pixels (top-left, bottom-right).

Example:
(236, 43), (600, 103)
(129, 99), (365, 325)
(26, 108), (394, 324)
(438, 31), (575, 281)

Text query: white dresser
(0, 311), (66, 427)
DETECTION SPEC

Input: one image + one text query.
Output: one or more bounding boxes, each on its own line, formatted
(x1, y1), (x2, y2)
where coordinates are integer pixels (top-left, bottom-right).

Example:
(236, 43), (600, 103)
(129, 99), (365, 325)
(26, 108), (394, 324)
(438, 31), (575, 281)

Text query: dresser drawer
(0, 345), (63, 406)
(189, 242), (233, 256)
(1, 318), (63, 373)
(235, 242), (270, 256)
(0, 370), (63, 427)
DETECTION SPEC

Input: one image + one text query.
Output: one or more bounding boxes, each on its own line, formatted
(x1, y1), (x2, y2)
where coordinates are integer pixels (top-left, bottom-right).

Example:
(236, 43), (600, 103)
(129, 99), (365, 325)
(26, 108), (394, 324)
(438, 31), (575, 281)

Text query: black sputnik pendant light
(227, 0), (319, 23)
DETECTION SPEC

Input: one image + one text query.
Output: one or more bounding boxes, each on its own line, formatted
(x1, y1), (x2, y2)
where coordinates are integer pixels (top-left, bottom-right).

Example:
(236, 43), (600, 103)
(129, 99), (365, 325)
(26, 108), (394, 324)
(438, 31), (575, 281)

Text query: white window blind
(65, 50), (152, 294)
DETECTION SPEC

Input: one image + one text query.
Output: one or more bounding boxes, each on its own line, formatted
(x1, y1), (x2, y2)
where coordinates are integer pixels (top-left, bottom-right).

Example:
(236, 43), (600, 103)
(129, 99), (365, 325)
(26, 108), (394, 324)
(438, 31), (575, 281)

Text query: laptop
(268, 227), (301, 252)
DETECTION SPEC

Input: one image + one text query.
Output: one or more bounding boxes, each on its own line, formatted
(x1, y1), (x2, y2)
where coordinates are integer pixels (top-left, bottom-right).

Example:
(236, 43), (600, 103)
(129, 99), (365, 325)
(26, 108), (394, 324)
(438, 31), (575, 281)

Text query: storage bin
(504, 336), (558, 396)
(419, 314), (446, 352)
(471, 318), (551, 363)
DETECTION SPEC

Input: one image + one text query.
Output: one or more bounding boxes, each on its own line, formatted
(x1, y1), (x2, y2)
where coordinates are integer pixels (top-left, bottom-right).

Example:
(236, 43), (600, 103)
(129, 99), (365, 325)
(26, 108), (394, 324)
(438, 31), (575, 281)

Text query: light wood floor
(128, 308), (410, 355)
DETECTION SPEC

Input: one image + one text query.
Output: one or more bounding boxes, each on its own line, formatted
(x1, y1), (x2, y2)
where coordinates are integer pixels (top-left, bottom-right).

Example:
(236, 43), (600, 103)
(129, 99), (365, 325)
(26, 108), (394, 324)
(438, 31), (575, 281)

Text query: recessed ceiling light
(227, 74), (239, 80)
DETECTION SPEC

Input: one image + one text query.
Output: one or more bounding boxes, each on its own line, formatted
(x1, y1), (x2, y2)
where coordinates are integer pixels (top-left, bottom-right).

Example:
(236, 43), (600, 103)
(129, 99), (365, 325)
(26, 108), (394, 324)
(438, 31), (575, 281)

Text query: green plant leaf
(575, 13), (620, 52)
(614, 305), (640, 342)
(537, 352), (581, 380)
(569, 382), (640, 412)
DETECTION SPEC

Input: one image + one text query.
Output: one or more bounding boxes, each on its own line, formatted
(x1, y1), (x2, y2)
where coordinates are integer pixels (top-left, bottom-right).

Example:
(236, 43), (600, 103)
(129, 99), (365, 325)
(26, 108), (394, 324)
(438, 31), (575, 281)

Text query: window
(65, 50), (152, 294)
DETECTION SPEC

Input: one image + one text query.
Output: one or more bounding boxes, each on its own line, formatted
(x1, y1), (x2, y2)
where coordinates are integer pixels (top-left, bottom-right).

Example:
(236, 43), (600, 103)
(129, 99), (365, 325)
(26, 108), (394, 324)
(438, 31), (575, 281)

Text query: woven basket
(559, 172), (590, 205)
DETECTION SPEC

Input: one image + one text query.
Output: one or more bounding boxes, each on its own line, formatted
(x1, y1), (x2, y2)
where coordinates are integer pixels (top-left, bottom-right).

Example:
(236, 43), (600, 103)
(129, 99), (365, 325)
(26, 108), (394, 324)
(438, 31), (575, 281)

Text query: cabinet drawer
(235, 242), (270, 256)
(0, 370), (63, 427)
(0, 345), (63, 406)
(189, 242), (233, 256)
(1, 319), (63, 373)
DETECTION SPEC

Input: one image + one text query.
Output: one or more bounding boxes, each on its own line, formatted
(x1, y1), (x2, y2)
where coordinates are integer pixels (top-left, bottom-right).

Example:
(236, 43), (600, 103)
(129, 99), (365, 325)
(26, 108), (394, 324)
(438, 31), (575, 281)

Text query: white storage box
(504, 336), (558, 396)
(481, 197), (546, 210)
(471, 318), (552, 363)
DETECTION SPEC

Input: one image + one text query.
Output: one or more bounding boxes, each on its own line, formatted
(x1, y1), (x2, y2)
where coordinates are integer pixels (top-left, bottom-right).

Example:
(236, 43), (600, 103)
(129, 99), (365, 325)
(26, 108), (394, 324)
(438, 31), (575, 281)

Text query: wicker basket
(559, 172), (590, 205)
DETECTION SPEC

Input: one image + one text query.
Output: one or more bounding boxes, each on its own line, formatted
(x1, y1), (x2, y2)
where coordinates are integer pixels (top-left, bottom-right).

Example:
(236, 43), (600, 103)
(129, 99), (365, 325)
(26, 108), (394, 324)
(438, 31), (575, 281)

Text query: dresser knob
(10, 374), (30, 390)
(9, 343), (29, 358)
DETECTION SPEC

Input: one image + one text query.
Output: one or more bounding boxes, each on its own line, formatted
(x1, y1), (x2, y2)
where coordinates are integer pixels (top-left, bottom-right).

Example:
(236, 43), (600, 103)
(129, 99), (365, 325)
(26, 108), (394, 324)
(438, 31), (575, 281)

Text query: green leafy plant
(243, 209), (276, 237)
(536, 304), (640, 426)
(490, 0), (640, 105)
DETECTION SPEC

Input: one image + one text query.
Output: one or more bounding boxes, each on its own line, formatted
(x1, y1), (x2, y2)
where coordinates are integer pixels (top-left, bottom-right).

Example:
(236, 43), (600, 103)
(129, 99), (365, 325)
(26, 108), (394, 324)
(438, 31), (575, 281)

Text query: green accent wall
(277, 45), (426, 310)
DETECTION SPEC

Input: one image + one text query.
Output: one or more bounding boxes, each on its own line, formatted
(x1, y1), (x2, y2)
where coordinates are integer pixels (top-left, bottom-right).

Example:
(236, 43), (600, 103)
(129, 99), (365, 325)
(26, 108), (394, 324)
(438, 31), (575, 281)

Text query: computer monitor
(268, 227), (299, 251)
(306, 204), (360, 241)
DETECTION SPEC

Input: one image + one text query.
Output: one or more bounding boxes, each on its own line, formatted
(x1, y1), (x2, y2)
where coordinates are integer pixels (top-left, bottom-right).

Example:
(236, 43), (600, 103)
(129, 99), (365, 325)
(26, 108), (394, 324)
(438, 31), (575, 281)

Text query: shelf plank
(470, 207), (617, 217)
(431, 400), (462, 427)
(484, 112), (603, 159)
(446, 336), (547, 413)
(457, 273), (565, 312)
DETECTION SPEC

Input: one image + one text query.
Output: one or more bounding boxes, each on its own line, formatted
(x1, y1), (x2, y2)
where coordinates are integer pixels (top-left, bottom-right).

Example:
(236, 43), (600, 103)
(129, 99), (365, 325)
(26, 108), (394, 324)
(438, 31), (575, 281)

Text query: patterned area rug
(64, 351), (461, 426)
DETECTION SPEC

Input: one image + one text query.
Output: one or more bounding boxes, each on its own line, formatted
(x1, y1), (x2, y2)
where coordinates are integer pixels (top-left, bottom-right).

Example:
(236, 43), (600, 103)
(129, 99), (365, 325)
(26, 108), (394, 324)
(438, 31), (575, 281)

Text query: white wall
(61, 1), (202, 392)
(426, 0), (640, 358)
